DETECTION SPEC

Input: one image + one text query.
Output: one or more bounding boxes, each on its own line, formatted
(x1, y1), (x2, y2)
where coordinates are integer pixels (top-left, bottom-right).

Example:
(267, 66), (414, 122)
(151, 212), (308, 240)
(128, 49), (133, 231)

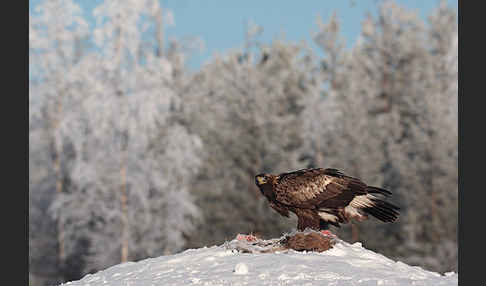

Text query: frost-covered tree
(30, 0), (204, 282)
(305, 1), (457, 273)
(356, 1), (457, 273)
(29, 93), (62, 286)
(142, 124), (203, 255)
(387, 1), (458, 272)
(29, 1), (88, 284)
(47, 0), (204, 273)
(304, 12), (384, 179)
(339, 1), (430, 257)
(183, 39), (322, 247)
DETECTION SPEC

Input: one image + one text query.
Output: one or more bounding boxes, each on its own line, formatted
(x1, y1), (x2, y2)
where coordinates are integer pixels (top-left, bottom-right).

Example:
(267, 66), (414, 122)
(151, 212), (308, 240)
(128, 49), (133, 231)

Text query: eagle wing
(273, 168), (367, 209)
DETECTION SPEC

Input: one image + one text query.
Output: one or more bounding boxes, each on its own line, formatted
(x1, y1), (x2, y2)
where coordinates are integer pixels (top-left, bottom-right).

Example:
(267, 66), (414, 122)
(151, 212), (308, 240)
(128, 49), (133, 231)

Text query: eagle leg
(319, 221), (337, 237)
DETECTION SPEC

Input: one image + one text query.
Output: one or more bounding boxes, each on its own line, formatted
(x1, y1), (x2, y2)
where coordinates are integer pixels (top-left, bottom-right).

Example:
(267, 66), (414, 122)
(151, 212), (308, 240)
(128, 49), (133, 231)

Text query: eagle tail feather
(366, 186), (392, 196)
(362, 198), (400, 223)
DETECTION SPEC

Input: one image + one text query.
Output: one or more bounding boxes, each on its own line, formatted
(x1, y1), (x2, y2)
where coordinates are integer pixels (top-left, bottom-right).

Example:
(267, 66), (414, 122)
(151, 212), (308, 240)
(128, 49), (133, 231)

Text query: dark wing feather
(273, 168), (356, 208)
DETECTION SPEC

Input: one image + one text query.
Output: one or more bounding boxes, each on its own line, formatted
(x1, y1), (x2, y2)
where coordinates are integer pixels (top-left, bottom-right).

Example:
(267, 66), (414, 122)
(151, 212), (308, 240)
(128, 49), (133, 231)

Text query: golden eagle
(255, 168), (399, 231)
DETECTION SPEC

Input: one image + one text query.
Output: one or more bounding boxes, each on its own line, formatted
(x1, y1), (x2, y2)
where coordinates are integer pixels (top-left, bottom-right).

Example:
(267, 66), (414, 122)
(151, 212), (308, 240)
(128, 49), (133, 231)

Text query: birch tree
(29, 0), (88, 282)
(40, 0), (203, 275)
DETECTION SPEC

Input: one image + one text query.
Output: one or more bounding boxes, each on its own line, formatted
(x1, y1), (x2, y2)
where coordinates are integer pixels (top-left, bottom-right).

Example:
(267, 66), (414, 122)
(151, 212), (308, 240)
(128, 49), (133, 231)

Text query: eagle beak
(256, 176), (266, 185)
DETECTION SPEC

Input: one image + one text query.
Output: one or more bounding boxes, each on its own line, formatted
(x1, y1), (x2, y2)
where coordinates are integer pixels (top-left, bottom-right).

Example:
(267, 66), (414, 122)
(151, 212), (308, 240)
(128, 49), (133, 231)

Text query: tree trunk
(155, 5), (164, 58)
(52, 95), (65, 270)
(120, 162), (129, 263)
(54, 155), (65, 266)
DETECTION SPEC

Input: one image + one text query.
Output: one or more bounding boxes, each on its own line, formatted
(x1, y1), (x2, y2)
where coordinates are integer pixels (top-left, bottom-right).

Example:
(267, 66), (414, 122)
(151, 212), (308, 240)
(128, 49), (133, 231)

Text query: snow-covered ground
(61, 235), (458, 286)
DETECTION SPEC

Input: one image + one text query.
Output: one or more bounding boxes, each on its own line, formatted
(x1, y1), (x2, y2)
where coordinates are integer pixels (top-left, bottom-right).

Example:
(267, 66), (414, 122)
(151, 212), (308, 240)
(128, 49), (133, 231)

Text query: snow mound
(61, 233), (458, 286)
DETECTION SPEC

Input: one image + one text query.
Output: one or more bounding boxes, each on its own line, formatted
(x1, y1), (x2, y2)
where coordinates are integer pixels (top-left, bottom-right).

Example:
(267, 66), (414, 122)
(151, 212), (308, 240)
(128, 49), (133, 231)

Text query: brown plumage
(255, 168), (399, 231)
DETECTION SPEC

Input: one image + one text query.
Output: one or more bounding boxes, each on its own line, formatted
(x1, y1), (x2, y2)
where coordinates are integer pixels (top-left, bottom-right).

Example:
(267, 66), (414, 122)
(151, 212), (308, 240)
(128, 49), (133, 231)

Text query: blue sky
(30, 0), (457, 70)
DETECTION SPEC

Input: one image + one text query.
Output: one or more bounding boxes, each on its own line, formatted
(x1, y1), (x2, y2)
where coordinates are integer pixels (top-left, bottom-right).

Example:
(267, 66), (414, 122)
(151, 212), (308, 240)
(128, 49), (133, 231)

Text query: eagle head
(255, 173), (279, 201)
(255, 173), (269, 186)
(255, 173), (276, 197)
